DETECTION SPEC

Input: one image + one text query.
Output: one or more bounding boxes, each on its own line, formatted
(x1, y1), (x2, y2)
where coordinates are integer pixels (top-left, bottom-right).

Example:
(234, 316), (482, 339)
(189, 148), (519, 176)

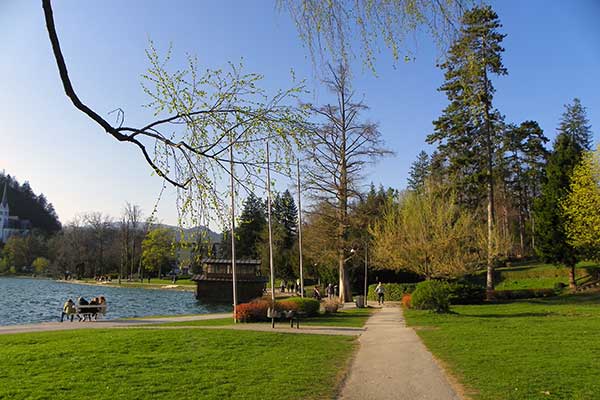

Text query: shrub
(401, 294), (411, 308)
(489, 288), (555, 301)
(448, 282), (485, 305)
(235, 299), (273, 322)
(284, 297), (320, 316)
(367, 283), (417, 301)
(323, 299), (340, 313)
(276, 300), (300, 312)
(411, 280), (451, 313)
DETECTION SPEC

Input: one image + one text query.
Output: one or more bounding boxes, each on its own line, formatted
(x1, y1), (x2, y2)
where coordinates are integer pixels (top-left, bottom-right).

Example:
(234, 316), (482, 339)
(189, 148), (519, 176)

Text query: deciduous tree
(371, 183), (481, 279)
(562, 147), (600, 260)
(303, 63), (390, 301)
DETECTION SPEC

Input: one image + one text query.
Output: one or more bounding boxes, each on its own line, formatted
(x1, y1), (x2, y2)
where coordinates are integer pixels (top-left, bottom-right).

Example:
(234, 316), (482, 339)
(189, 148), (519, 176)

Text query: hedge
(489, 288), (556, 301)
(284, 297), (320, 316)
(411, 280), (451, 313)
(367, 283), (416, 301)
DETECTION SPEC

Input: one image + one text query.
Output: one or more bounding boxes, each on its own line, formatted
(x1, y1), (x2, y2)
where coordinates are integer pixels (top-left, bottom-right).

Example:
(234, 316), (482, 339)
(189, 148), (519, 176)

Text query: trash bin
(355, 295), (365, 308)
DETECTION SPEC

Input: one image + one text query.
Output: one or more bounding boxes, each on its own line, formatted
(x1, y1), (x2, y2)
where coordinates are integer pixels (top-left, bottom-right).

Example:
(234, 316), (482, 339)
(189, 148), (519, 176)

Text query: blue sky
(1, 1), (598, 229)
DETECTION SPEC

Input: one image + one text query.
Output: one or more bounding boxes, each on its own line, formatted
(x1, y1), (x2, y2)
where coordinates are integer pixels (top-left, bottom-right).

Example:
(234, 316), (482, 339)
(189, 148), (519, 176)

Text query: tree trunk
(483, 64), (496, 300)
(517, 208), (525, 257)
(568, 264), (576, 290)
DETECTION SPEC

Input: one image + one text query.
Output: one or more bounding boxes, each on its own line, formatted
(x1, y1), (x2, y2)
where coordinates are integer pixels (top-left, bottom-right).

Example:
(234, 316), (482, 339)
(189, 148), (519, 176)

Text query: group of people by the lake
(60, 296), (107, 322)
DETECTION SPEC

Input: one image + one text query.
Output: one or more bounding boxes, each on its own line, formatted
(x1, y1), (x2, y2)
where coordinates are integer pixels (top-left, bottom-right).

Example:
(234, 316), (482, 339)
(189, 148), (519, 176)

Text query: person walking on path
(375, 282), (385, 305)
(60, 299), (76, 322)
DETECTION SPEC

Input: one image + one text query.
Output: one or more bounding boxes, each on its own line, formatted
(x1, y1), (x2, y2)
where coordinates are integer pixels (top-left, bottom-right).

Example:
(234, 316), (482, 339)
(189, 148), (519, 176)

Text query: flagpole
(229, 140), (238, 323)
(266, 141), (276, 328)
(297, 159), (304, 298)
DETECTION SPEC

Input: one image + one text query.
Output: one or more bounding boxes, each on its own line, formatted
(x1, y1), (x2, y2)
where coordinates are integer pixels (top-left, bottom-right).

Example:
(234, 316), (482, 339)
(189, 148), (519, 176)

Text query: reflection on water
(0, 277), (230, 326)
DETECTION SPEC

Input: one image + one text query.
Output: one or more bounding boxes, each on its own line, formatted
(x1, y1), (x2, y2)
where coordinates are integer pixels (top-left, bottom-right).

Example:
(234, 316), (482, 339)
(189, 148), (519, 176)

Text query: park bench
(267, 308), (306, 328)
(76, 304), (108, 321)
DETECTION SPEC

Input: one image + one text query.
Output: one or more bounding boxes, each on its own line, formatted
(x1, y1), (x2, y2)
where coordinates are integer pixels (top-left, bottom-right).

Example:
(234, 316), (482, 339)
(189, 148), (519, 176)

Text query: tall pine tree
(427, 5), (507, 294)
(558, 98), (594, 151)
(535, 133), (583, 288)
(407, 151), (430, 192)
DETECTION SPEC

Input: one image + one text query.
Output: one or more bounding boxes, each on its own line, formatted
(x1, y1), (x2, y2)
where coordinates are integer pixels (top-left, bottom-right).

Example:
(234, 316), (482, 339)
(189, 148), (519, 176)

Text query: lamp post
(296, 159), (304, 297)
(229, 138), (238, 323)
(266, 141), (276, 328)
(364, 243), (368, 307)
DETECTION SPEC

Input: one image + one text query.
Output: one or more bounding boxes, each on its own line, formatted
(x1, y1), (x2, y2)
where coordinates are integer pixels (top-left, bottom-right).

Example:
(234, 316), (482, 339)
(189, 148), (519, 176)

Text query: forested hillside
(0, 172), (61, 233)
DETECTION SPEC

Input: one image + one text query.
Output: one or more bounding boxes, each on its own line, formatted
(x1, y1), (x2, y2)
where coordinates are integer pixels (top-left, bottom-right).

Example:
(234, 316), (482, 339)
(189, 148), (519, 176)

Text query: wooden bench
(76, 304), (107, 321)
(267, 308), (306, 328)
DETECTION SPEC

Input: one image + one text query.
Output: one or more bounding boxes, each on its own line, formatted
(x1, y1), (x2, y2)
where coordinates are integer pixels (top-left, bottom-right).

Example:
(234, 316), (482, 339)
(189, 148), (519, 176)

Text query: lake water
(0, 277), (230, 326)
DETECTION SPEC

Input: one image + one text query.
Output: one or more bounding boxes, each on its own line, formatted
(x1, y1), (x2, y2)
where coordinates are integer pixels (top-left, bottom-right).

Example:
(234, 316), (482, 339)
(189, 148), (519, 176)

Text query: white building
(0, 181), (30, 243)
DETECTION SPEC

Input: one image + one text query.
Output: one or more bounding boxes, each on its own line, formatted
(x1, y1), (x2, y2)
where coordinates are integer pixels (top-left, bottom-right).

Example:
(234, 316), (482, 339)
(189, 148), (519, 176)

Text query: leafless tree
(303, 63), (391, 301)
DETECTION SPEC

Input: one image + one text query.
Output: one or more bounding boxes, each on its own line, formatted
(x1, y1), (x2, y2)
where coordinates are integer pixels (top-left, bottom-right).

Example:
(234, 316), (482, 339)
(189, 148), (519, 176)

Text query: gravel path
(338, 305), (461, 400)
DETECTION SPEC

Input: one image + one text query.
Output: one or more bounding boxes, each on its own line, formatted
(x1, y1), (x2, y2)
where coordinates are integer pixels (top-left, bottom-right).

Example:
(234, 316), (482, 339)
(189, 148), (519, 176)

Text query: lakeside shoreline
(57, 278), (196, 292)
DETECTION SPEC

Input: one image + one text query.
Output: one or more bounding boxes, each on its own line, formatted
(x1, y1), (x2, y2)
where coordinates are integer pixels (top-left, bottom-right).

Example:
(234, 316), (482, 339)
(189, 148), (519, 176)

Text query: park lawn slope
(0, 328), (355, 400)
(490, 261), (599, 290)
(404, 292), (600, 400)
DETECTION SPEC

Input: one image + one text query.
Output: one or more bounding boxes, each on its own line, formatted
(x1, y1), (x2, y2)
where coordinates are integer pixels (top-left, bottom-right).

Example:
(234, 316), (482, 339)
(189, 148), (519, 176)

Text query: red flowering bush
(235, 303), (253, 322)
(235, 299), (273, 322)
(401, 294), (412, 309)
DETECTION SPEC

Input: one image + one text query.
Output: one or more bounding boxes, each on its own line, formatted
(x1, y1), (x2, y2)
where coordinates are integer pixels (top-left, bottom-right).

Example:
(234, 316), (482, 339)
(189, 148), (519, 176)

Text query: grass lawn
(0, 328), (355, 400)
(301, 307), (375, 327)
(492, 261), (599, 290)
(157, 307), (375, 328)
(404, 291), (600, 400)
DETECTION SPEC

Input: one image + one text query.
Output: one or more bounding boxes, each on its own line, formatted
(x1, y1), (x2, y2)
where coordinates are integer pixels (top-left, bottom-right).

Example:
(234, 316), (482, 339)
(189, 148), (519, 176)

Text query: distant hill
(157, 224), (221, 243)
(0, 172), (61, 234)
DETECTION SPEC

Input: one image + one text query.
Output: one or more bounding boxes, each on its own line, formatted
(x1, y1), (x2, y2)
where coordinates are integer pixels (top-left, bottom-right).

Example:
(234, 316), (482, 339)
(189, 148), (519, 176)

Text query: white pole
(266, 141), (276, 328)
(297, 159), (304, 298)
(229, 141), (238, 323)
(364, 243), (368, 307)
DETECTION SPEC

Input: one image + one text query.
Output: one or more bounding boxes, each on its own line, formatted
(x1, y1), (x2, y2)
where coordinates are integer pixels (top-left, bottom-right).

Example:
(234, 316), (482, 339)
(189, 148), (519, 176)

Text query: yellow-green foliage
(562, 147), (600, 258)
(370, 183), (482, 279)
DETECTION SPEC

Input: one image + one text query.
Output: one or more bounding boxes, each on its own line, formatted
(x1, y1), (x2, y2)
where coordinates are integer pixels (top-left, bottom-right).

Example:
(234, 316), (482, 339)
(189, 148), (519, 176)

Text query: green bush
(285, 297), (320, 316)
(490, 288), (556, 301)
(367, 283), (416, 301)
(411, 280), (451, 313)
(448, 282), (485, 305)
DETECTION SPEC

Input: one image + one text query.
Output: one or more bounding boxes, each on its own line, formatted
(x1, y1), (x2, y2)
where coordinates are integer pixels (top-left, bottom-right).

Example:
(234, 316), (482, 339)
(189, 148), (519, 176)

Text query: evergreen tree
(534, 133), (583, 288)
(558, 98), (594, 151)
(235, 193), (266, 258)
(502, 121), (549, 254)
(407, 151), (430, 191)
(427, 5), (507, 294)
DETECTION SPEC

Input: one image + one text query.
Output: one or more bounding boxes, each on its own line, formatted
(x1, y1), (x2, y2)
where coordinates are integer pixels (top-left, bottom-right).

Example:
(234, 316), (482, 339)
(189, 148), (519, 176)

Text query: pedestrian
(312, 286), (322, 300)
(296, 278), (301, 293)
(60, 298), (76, 322)
(326, 283), (334, 299)
(375, 282), (385, 305)
(280, 280), (286, 293)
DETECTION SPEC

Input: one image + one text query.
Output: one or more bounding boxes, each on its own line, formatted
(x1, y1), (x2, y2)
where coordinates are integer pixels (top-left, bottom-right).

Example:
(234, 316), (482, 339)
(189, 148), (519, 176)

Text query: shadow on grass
(523, 291), (600, 306)
(456, 312), (556, 319)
